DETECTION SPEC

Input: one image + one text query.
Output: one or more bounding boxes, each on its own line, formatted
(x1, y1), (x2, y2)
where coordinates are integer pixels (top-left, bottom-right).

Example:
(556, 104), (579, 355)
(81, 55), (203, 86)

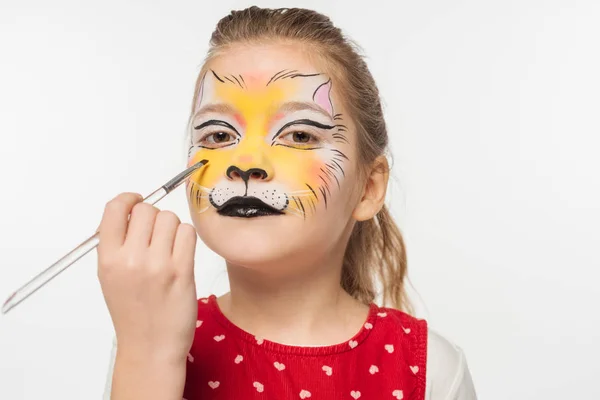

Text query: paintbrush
(1, 159), (209, 314)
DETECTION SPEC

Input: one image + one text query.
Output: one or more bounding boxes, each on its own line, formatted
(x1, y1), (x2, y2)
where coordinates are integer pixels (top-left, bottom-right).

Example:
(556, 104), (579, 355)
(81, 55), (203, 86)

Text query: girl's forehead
(209, 42), (320, 79)
(198, 44), (350, 124)
(195, 71), (338, 125)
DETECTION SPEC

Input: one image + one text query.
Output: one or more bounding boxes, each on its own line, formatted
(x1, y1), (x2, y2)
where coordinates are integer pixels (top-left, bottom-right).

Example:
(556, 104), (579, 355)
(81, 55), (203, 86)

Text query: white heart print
(385, 344), (394, 353)
(187, 353), (194, 363)
(208, 381), (220, 389)
(392, 390), (404, 399)
(348, 340), (358, 348)
(274, 361), (286, 371)
(351, 390), (361, 399)
(213, 335), (225, 342)
(201, 298), (209, 304)
(364, 322), (373, 329)
(299, 389), (311, 398)
(322, 365), (333, 376)
(402, 326), (410, 334)
(377, 312), (387, 317)
(369, 365), (379, 374)
(256, 336), (264, 345)
(410, 365), (419, 374)
(234, 355), (243, 364)
(253, 382), (264, 393)
(196, 320), (203, 328)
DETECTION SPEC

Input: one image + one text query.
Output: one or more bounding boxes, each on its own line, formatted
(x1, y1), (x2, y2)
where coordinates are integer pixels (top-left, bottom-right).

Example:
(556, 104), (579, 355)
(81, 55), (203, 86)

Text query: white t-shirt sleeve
(425, 329), (477, 400)
(103, 336), (117, 400)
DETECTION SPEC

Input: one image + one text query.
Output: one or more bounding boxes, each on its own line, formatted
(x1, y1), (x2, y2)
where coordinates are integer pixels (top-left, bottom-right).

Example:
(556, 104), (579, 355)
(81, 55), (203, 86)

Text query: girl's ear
(352, 155), (389, 221)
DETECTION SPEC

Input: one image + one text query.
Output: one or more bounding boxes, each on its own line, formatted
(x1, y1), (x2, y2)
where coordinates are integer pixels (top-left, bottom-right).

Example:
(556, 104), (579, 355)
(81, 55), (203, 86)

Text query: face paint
(187, 68), (350, 219)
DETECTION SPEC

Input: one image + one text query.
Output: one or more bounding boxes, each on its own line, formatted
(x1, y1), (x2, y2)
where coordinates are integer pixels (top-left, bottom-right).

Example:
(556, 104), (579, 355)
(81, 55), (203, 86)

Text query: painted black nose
(226, 166), (268, 183)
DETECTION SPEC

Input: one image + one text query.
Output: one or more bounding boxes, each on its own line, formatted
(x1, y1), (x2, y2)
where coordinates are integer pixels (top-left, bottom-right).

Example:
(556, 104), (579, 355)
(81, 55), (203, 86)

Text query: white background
(1, 0), (599, 398)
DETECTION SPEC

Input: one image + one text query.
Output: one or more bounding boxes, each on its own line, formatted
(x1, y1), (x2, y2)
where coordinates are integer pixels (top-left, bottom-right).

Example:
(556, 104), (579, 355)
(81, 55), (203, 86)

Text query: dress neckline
(205, 294), (380, 356)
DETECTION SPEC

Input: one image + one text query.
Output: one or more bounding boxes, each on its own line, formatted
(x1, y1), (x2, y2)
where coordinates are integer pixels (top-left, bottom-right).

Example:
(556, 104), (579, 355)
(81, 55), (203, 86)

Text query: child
(100, 6), (476, 400)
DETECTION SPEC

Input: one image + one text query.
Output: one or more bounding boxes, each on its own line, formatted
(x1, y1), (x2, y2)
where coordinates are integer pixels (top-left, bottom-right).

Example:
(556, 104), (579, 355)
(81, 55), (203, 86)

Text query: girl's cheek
(277, 159), (324, 190)
(186, 149), (212, 188)
(270, 146), (322, 183)
(307, 160), (324, 182)
(187, 156), (197, 168)
(187, 147), (204, 167)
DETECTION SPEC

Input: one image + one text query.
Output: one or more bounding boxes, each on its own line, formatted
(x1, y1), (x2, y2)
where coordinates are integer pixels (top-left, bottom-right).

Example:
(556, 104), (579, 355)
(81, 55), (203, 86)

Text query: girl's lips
(216, 196), (284, 218)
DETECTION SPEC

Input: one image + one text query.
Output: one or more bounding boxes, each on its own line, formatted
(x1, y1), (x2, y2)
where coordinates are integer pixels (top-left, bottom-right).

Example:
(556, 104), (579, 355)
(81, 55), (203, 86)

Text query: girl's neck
(217, 259), (369, 346)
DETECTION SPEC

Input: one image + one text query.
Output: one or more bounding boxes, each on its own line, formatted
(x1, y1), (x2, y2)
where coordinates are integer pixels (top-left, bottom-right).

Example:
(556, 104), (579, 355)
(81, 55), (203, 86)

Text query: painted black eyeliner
(272, 119), (335, 141)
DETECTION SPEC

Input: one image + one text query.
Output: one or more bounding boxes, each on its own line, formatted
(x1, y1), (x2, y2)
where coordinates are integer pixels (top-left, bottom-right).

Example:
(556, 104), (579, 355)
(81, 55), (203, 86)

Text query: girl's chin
(194, 211), (304, 240)
(205, 238), (294, 266)
(192, 210), (337, 269)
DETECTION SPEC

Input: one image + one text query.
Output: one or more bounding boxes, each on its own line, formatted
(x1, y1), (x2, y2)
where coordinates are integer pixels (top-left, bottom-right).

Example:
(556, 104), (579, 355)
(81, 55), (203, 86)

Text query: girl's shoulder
(425, 328), (477, 400)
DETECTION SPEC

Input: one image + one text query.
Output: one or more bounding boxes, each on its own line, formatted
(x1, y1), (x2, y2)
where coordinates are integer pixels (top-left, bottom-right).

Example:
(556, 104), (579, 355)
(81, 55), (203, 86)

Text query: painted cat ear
(312, 79), (334, 117)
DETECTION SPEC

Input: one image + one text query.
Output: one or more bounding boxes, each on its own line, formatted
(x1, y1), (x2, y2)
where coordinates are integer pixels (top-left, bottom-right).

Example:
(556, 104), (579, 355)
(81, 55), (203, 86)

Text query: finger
(150, 210), (181, 255)
(98, 192), (143, 252)
(172, 223), (197, 276)
(124, 202), (159, 248)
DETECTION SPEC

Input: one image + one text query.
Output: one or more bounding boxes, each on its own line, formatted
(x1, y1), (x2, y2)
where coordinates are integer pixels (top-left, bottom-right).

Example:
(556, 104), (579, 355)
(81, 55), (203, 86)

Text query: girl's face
(187, 43), (362, 271)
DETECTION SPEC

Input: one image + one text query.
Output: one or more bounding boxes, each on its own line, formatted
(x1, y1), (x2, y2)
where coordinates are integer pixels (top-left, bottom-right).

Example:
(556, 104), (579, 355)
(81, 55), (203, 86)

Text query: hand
(97, 192), (198, 365)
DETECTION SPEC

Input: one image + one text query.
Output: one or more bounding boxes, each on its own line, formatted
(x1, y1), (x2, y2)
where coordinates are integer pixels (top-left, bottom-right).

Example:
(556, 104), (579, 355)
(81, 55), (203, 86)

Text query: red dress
(183, 295), (428, 400)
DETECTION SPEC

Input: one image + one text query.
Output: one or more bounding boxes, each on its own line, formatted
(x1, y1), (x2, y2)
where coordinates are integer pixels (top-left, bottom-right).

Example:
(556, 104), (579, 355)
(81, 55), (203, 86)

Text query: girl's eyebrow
(277, 101), (333, 120)
(194, 103), (237, 119)
(195, 102), (332, 121)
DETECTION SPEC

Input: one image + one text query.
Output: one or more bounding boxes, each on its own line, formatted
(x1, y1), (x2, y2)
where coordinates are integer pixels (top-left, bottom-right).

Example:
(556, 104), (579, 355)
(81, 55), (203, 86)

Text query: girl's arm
(103, 337), (188, 400)
(110, 347), (187, 400)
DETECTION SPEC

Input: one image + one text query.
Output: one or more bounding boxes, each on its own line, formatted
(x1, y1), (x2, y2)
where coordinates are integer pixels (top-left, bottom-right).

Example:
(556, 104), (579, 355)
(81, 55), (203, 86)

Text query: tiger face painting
(187, 70), (350, 218)
(185, 44), (361, 268)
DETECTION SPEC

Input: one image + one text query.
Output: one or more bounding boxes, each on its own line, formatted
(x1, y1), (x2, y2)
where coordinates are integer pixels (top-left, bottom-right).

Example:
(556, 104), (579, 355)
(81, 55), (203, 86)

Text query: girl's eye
(291, 132), (311, 143)
(279, 131), (319, 145)
(206, 132), (234, 144)
(194, 130), (238, 149)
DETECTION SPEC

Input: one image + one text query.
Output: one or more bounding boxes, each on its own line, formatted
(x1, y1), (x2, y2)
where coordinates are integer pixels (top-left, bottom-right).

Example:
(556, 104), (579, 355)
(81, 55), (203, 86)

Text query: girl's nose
(238, 154), (253, 164)
(231, 146), (275, 181)
(226, 166), (269, 183)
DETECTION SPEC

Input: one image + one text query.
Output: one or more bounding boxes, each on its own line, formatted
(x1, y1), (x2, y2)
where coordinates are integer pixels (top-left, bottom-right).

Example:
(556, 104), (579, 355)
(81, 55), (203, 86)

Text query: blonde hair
(188, 7), (411, 313)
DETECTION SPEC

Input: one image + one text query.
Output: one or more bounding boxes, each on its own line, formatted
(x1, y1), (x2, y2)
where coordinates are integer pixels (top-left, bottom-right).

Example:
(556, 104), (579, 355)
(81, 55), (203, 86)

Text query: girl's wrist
(115, 341), (188, 367)
(112, 350), (187, 400)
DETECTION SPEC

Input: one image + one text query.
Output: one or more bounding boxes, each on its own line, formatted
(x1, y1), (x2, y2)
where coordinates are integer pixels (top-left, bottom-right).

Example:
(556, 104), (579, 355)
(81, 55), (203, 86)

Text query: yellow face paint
(187, 69), (350, 219)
